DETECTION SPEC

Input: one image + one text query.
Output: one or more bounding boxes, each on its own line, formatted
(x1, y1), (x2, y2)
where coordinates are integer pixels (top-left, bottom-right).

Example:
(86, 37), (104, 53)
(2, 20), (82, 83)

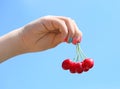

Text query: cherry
(82, 58), (94, 69)
(82, 64), (89, 72)
(69, 62), (84, 74)
(69, 62), (76, 73)
(62, 59), (72, 70)
(75, 62), (83, 73)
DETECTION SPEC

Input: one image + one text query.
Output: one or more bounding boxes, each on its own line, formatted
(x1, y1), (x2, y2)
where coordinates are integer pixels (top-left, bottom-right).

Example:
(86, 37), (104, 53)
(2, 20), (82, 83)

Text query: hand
(19, 16), (82, 52)
(0, 16), (82, 62)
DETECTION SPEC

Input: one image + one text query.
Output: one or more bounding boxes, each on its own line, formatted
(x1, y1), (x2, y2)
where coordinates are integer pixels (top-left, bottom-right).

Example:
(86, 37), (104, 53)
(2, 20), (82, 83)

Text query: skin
(0, 16), (82, 63)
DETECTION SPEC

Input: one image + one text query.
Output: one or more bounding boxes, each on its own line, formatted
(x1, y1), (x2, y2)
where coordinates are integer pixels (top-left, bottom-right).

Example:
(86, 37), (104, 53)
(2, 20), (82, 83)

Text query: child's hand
(20, 16), (82, 52)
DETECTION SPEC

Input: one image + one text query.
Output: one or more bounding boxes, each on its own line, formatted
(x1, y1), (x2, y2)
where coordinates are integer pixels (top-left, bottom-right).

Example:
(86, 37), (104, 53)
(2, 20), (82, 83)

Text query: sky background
(0, 0), (120, 89)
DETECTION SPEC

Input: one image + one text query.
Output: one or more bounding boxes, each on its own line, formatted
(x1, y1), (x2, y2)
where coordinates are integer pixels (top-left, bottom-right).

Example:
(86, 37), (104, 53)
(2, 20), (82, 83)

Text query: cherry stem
(76, 45), (80, 61)
(74, 45), (80, 62)
(74, 44), (82, 62)
(73, 43), (87, 62)
(76, 43), (87, 60)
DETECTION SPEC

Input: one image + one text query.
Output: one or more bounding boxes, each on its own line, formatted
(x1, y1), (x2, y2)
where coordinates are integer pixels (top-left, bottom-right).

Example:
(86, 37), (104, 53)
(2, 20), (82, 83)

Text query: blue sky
(0, 0), (120, 89)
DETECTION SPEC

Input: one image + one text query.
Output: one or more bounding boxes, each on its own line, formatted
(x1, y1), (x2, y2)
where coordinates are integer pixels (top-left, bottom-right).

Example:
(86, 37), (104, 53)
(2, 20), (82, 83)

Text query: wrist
(0, 28), (27, 63)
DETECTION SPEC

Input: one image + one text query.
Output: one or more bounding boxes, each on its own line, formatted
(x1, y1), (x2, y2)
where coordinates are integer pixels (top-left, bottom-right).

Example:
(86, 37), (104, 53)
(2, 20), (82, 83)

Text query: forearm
(0, 28), (26, 63)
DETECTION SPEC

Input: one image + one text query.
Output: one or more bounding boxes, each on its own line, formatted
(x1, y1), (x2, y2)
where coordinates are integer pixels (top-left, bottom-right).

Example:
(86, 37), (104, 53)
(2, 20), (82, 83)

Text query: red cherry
(62, 59), (72, 70)
(82, 58), (94, 72)
(82, 63), (89, 72)
(83, 58), (94, 69)
(75, 62), (83, 74)
(69, 62), (76, 73)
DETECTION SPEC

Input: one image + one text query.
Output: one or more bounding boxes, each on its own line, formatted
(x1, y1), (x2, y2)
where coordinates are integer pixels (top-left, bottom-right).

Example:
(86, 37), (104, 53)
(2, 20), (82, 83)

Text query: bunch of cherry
(62, 37), (94, 74)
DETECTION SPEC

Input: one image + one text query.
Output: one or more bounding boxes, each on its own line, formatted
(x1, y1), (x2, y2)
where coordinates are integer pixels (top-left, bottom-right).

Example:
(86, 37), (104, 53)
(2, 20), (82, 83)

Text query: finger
(55, 16), (75, 43)
(51, 18), (69, 42)
(72, 20), (83, 44)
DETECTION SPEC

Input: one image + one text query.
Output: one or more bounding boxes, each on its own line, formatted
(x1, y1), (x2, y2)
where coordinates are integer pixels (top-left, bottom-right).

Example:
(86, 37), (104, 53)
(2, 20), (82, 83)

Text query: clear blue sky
(0, 0), (120, 89)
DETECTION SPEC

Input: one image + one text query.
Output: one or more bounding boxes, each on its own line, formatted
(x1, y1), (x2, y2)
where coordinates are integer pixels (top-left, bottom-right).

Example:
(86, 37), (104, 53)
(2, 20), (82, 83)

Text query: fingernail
(72, 37), (82, 45)
(72, 37), (77, 45)
(64, 37), (68, 42)
(68, 37), (73, 43)
(77, 37), (82, 43)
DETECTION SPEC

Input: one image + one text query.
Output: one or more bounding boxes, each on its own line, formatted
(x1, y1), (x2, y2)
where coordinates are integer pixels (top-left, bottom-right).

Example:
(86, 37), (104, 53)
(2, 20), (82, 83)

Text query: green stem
(76, 44), (80, 62)
(77, 43), (87, 60)
(73, 43), (87, 62)
(77, 44), (84, 60)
